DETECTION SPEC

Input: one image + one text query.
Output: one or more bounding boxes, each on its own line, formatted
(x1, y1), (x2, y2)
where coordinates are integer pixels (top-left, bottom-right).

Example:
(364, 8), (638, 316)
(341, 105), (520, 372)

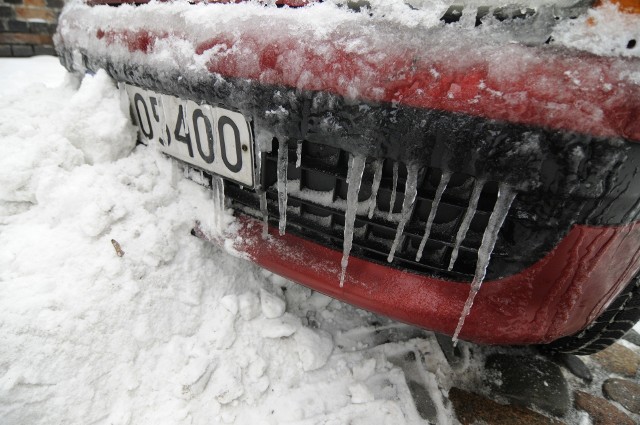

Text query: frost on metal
(416, 171), (451, 262)
(452, 184), (517, 344)
(340, 154), (366, 287)
(387, 164), (419, 263)
(277, 140), (288, 236)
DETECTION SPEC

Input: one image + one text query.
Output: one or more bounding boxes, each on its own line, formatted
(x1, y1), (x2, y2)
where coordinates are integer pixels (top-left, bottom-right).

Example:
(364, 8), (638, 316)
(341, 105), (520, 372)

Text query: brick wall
(0, 0), (63, 57)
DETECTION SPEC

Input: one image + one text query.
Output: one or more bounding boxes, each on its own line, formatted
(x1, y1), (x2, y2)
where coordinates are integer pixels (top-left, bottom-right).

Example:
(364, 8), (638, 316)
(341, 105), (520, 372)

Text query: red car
(55, 0), (640, 353)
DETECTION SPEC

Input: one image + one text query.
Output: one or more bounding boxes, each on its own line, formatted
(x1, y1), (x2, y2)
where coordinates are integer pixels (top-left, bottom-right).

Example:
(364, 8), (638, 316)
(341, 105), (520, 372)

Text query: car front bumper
(55, 0), (640, 345)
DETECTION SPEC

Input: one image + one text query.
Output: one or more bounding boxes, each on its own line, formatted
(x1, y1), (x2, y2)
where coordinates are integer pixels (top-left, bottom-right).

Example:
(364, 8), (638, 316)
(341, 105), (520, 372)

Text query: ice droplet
(448, 178), (485, 271)
(368, 159), (383, 219)
(277, 140), (288, 236)
(340, 154), (366, 287)
(387, 164), (420, 263)
(452, 184), (517, 345)
(416, 171), (451, 262)
(387, 162), (399, 221)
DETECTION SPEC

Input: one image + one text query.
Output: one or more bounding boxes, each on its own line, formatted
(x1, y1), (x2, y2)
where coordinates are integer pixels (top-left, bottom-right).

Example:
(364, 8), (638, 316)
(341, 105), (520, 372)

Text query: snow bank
(0, 57), (454, 424)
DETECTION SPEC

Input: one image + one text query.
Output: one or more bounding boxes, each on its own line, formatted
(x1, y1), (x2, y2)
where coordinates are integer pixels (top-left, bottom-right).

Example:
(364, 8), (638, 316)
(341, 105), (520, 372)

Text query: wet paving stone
(449, 387), (564, 425)
(551, 352), (593, 382)
(591, 343), (640, 378)
(574, 390), (635, 425)
(485, 353), (570, 417)
(602, 378), (640, 414)
(407, 380), (438, 422)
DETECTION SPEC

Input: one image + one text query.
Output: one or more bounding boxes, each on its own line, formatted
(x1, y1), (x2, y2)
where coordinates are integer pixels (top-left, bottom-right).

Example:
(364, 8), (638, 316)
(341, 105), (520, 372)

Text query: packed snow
(0, 56), (463, 425)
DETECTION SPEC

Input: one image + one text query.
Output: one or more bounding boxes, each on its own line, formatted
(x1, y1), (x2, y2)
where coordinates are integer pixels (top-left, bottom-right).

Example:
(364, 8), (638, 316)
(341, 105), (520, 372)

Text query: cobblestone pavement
(361, 326), (640, 424)
(451, 333), (640, 424)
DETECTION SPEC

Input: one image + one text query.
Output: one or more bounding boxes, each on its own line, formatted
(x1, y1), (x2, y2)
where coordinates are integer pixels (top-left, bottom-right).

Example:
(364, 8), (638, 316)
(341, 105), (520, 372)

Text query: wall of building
(0, 0), (62, 57)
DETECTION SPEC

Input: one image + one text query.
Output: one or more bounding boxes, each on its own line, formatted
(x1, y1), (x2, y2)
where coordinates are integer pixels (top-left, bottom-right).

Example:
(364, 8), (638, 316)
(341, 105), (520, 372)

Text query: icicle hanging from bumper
(448, 178), (485, 271)
(452, 183), (517, 345)
(416, 171), (451, 262)
(387, 162), (399, 221)
(277, 140), (288, 236)
(254, 146), (270, 239)
(296, 140), (303, 168)
(387, 164), (420, 263)
(212, 175), (225, 232)
(340, 154), (366, 287)
(368, 159), (383, 219)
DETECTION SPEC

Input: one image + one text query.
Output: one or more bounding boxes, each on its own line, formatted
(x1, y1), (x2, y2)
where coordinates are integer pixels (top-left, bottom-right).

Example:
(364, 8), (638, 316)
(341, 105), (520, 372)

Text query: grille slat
(189, 137), (538, 281)
(277, 155), (499, 219)
(217, 138), (535, 282)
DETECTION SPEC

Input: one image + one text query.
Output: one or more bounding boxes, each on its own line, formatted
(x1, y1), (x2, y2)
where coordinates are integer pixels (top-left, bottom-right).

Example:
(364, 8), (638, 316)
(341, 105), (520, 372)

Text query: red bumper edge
(227, 215), (640, 345)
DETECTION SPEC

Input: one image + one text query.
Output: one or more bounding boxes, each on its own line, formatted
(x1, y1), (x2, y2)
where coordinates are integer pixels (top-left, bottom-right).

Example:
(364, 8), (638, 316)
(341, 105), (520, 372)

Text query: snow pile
(0, 69), (135, 218)
(0, 57), (457, 424)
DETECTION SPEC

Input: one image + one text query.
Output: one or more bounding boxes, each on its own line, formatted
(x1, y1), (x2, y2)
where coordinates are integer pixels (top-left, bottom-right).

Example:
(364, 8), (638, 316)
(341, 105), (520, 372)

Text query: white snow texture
(0, 57), (456, 425)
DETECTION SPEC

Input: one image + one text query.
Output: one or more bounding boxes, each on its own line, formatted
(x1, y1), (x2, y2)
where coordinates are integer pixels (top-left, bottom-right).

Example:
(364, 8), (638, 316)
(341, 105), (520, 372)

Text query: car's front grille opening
(218, 138), (535, 282)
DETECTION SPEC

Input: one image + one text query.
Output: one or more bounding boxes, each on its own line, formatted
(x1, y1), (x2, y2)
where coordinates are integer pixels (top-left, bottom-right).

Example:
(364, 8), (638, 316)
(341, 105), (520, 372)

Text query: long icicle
(277, 140), (288, 236)
(368, 159), (384, 219)
(416, 171), (451, 262)
(340, 154), (366, 287)
(255, 147), (269, 239)
(387, 164), (420, 263)
(448, 178), (486, 271)
(387, 162), (399, 220)
(296, 140), (303, 168)
(452, 184), (517, 345)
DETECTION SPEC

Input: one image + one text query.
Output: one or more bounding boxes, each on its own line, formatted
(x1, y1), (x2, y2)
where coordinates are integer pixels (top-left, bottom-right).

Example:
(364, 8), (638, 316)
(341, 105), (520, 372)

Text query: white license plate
(124, 84), (255, 187)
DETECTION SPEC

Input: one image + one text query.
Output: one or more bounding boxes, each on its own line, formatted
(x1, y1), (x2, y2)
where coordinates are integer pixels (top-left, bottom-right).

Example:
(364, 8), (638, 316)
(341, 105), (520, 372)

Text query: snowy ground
(1, 56), (639, 425)
(0, 56), (460, 425)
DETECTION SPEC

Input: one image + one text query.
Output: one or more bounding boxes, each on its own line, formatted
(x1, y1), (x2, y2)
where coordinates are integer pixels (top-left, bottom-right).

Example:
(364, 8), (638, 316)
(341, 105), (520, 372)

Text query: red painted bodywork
(227, 215), (640, 344)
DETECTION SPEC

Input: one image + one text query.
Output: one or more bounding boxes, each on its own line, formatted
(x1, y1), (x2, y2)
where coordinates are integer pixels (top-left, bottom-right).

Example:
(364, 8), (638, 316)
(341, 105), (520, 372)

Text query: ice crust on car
(56, 0), (640, 144)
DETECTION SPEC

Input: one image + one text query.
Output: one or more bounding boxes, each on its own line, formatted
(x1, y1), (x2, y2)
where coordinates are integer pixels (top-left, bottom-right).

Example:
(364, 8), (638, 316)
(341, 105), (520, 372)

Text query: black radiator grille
(222, 139), (536, 282)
